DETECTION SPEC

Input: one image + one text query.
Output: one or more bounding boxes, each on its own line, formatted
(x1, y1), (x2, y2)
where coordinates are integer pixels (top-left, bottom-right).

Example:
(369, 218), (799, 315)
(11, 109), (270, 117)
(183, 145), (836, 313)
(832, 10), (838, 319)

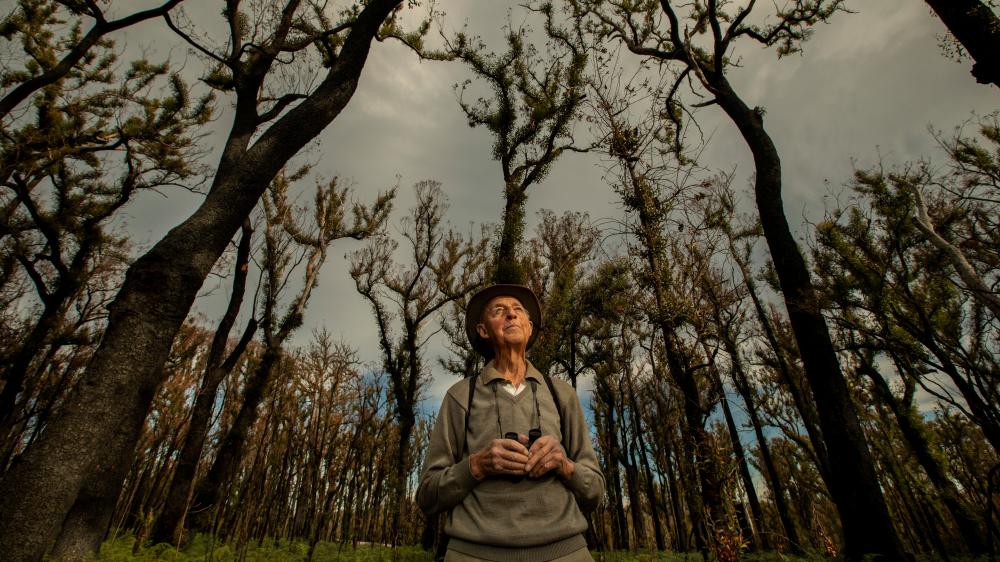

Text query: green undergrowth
(98, 534), (434, 561)
(592, 552), (818, 562)
(98, 536), (980, 562)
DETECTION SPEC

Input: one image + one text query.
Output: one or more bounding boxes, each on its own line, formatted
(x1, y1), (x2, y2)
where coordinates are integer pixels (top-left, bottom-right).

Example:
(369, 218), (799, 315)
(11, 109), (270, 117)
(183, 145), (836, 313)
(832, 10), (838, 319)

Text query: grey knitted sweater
(416, 362), (605, 562)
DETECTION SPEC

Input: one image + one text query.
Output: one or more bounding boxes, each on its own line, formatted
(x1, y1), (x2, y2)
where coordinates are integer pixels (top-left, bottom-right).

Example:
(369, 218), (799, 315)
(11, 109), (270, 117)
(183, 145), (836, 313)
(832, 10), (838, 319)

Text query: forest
(0, 0), (998, 561)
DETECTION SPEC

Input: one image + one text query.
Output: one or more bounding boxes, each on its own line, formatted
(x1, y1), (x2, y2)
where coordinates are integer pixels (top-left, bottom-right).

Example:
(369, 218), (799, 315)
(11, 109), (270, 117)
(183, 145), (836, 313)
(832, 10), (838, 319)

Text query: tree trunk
(712, 76), (907, 561)
(619, 405), (645, 549)
(597, 382), (630, 550)
(708, 359), (766, 552)
(923, 0), (1000, 88)
(190, 346), (283, 532)
(494, 183), (528, 284)
(729, 238), (832, 484)
(860, 361), (988, 554)
(150, 224), (255, 546)
(704, 276), (805, 554)
(47, 423), (139, 561)
(624, 358), (666, 551)
(0, 4), (402, 558)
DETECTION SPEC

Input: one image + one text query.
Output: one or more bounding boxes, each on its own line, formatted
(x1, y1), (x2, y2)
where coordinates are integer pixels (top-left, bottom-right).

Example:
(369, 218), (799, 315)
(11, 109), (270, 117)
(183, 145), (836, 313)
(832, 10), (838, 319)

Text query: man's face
(476, 295), (533, 352)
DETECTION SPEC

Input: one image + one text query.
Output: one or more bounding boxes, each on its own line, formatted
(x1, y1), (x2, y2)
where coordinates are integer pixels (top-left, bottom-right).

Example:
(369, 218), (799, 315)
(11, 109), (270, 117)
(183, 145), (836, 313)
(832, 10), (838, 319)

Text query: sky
(101, 0), (999, 415)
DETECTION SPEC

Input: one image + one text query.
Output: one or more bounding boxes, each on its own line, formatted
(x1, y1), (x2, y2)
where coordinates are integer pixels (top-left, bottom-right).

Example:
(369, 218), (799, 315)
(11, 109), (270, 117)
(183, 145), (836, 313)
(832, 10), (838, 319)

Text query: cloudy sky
(108, 1), (998, 412)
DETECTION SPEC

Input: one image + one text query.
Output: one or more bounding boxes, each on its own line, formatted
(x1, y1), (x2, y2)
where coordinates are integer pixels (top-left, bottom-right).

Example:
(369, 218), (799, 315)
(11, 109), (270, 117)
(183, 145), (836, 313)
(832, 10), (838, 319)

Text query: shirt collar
(479, 360), (543, 387)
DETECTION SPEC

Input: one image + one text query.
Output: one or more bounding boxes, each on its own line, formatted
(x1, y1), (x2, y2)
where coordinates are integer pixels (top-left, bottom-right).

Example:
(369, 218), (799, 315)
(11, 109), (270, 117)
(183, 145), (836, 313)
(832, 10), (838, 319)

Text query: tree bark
(494, 183), (529, 284)
(708, 358), (767, 551)
(189, 346), (283, 533)
(923, 0), (1000, 88)
(712, 77), (907, 561)
(860, 361), (988, 554)
(727, 237), (832, 485)
(150, 223), (256, 546)
(0, 3), (404, 558)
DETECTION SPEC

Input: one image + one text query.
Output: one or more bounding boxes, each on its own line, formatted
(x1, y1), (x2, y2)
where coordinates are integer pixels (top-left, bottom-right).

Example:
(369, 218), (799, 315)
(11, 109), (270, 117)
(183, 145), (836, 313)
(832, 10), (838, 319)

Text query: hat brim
(465, 284), (542, 358)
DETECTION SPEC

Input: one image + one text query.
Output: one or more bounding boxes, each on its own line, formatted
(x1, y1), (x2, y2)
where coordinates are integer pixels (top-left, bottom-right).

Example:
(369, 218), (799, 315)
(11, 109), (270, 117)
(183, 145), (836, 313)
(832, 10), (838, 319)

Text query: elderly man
(416, 284), (605, 562)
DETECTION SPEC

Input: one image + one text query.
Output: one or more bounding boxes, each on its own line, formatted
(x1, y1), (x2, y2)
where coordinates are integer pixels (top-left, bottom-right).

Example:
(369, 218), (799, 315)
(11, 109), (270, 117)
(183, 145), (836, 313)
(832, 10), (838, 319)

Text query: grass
(98, 534), (434, 561)
(101, 536), (981, 562)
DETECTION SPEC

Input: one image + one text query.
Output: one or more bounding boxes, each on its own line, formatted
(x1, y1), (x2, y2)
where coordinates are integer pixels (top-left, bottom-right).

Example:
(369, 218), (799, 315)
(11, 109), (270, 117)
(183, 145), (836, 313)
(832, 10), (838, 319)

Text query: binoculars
(505, 428), (542, 450)
(505, 429), (542, 482)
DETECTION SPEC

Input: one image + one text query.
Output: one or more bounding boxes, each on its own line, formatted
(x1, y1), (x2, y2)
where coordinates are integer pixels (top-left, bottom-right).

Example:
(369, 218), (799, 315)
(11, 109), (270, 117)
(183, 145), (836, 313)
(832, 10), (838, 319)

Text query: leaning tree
(0, 1), (434, 559)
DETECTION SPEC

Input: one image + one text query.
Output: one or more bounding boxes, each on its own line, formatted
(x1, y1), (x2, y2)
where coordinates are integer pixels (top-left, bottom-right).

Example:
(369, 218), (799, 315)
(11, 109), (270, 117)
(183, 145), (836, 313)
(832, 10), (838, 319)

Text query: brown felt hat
(465, 284), (542, 358)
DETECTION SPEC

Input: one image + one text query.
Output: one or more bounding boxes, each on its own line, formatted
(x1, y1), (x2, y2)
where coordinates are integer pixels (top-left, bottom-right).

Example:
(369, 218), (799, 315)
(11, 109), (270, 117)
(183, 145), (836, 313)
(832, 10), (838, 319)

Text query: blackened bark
(150, 223), (256, 546)
(0, 3), (404, 559)
(860, 361), (988, 554)
(47, 415), (141, 561)
(924, 0), (1000, 88)
(709, 360), (767, 551)
(712, 77), (907, 561)
(189, 346), (282, 532)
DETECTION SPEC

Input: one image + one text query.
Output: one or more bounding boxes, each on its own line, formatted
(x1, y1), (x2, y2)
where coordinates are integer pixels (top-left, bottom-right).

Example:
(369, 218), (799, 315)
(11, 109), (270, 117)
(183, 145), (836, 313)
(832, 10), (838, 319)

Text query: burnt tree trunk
(707, 357), (767, 552)
(712, 76), (907, 561)
(189, 345), (283, 533)
(150, 223), (256, 546)
(923, 0), (1000, 88)
(860, 360), (987, 554)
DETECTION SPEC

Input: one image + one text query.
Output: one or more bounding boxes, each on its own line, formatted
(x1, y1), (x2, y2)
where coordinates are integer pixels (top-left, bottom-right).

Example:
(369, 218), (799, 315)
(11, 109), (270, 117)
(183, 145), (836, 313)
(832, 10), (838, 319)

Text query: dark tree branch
(0, 0), (186, 119)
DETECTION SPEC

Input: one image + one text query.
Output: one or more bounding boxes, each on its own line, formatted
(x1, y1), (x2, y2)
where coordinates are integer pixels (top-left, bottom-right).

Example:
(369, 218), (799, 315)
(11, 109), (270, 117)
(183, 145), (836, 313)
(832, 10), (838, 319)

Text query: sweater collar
(479, 359), (543, 387)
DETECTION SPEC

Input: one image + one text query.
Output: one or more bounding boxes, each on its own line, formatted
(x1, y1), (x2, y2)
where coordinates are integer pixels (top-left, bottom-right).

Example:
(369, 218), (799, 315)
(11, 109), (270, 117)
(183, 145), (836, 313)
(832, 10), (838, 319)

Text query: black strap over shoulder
(459, 371), (567, 463)
(541, 372), (564, 425)
(458, 374), (477, 463)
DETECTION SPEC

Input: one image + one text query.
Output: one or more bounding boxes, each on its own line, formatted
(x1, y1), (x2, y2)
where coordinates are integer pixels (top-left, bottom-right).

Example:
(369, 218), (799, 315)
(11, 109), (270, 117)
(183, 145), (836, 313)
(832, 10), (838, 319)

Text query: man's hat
(465, 284), (542, 358)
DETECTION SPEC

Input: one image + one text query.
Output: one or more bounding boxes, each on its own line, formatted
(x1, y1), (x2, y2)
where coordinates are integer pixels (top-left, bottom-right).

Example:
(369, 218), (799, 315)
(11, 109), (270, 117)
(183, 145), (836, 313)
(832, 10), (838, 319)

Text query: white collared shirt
(500, 380), (528, 396)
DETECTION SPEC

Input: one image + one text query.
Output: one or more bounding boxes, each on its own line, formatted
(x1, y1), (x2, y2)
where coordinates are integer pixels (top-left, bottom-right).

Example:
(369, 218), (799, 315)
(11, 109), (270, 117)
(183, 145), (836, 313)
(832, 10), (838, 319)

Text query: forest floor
(98, 535), (985, 562)
(95, 534), (855, 562)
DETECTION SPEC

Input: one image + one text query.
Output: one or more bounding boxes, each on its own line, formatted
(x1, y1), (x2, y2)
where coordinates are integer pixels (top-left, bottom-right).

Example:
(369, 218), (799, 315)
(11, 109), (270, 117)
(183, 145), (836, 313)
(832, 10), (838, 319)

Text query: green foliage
(102, 537), (854, 562)
(99, 534), (434, 561)
(447, 6), (589, 284)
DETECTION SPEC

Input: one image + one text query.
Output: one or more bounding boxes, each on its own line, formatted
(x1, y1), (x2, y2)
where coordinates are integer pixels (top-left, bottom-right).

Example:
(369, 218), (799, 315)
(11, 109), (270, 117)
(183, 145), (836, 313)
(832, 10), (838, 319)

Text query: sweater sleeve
(558, 381), (605, 513)
(416, 385), (479, 515)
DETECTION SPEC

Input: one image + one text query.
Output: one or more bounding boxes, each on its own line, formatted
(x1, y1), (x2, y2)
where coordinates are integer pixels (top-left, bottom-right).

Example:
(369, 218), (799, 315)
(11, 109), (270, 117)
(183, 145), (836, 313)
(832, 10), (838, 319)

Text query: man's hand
(524, 435), (574, 480)
(470, 436), (529, 480)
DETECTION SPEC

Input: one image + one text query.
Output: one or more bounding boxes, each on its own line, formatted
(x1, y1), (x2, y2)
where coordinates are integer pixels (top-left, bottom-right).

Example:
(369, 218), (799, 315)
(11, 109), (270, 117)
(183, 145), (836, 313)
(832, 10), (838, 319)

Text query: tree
(0, 2), (211, 442)
(0, 0), (186, 122)
(568, 0), (907, 557)
(188, 171), (392, 537)
(521, 209), (612, 386)
(147, 222), (256, 546)
(588, 65), (727, 554)
(450, 4), (588, 284)
(349, 179), (488, 544)
(0, 1), (427, 558)
(924, 0), (1000, 88)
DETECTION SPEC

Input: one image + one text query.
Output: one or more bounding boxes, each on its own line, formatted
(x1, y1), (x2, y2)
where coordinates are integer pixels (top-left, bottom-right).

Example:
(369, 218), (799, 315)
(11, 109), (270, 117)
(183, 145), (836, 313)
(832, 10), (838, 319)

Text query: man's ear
(476, 323), (490, 339)
(526, 320), (533, 339)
